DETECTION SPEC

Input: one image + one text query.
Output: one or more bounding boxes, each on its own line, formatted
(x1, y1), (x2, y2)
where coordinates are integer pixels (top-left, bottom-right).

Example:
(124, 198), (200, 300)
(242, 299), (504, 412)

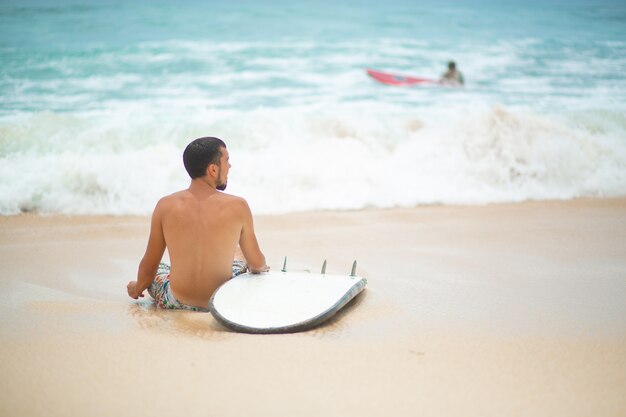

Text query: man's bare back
(127, 137), (268, 309)
(159, 189), (257, 307)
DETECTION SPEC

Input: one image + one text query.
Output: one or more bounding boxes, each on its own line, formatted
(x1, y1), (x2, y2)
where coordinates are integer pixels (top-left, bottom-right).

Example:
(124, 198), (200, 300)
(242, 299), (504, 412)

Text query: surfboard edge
(208, 275), (367, 334)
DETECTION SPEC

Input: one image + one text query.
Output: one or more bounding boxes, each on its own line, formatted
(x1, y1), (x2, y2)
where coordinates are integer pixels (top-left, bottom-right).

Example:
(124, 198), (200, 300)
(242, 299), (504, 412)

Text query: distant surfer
(126, 136), (269, 311)
(440, 61), (464, 86)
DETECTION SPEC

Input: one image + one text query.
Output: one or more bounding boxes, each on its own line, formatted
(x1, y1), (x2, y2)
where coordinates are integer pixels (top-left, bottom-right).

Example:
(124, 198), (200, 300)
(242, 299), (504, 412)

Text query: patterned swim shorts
(148, 260), (248, 311)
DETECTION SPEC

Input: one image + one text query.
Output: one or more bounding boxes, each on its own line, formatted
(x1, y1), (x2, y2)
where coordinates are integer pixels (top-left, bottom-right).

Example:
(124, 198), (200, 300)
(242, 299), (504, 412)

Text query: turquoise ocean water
(1, 0), (625, 214)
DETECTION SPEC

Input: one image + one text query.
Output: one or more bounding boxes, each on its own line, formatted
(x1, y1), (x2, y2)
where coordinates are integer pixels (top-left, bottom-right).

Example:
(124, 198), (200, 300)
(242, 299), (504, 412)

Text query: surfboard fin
(281, 256), (287, 272)
(350, 260), (357, 276)
(321, 260), (327, 274)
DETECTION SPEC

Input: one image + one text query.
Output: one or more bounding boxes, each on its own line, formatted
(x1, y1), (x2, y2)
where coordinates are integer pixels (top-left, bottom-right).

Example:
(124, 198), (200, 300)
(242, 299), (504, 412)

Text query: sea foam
(1, 103), (624, 215)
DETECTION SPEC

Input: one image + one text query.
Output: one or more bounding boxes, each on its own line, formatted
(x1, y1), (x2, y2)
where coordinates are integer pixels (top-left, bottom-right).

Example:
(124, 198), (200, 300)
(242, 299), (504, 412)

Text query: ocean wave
(1, 104), (624, 215)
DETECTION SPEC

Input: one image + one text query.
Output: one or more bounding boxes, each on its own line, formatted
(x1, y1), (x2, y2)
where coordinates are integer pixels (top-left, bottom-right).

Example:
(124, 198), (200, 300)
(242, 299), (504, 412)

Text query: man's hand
(127, 281), (145, 299)
(250, 264), (270, 274)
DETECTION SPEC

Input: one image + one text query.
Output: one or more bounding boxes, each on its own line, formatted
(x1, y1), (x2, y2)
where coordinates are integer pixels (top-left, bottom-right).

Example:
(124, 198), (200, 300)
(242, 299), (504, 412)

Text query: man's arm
(127, 200), (167, 299)
(238, 199), (268, 274)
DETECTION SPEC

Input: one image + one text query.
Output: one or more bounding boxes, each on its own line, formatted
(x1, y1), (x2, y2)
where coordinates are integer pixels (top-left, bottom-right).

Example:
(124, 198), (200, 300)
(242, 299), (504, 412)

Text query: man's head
(448, 61), (456, 70)
(183, 136), (229, 190)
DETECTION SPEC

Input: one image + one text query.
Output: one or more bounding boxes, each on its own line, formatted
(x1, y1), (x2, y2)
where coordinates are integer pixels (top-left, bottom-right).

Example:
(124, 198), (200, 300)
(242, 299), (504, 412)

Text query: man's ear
(206, 163), (219, 178)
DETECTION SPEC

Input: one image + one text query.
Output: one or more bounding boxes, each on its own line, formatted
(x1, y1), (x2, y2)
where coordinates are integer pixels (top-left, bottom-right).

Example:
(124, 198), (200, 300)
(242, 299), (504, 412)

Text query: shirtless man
(126, 136), (269, 311)
(440, 61), (464, 86)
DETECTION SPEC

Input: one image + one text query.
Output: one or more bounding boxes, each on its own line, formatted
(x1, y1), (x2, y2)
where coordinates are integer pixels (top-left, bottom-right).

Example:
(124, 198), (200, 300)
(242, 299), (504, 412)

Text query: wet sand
(0, 199), (625, 417)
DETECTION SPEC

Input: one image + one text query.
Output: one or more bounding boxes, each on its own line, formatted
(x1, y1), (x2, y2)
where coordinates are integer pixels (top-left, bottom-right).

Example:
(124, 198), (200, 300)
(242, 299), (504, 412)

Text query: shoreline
(0, 198), (625, 416)
(2, 195), (625, 218)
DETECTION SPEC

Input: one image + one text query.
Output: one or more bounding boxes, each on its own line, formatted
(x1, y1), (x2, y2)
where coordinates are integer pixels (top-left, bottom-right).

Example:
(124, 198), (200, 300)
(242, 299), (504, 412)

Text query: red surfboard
(366, 68), (439, 86)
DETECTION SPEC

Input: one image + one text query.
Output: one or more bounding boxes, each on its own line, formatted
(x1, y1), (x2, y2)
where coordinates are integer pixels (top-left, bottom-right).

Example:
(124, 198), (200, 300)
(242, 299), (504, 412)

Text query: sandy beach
(0, 198), (625, 417)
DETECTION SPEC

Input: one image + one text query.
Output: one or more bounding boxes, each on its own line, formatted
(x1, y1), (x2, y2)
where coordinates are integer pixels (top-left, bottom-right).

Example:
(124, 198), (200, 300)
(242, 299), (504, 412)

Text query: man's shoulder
(152, 191), (199, 216)
(157, 190), (189, 205)
(218, 192), (249, 208)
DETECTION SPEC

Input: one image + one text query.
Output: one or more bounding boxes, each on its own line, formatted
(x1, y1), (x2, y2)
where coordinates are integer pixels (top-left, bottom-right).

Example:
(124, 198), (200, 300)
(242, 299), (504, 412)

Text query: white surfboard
(209, 266), (367, 334)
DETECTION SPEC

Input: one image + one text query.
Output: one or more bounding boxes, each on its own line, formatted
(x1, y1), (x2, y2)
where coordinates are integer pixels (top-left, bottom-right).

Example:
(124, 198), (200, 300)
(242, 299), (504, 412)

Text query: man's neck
(189, 177), (218, 194)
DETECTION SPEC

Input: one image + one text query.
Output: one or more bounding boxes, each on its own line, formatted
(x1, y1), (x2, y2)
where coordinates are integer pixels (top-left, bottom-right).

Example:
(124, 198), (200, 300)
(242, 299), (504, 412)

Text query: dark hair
(183, 137), (226, 179)
(448, 61), (456, 70)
